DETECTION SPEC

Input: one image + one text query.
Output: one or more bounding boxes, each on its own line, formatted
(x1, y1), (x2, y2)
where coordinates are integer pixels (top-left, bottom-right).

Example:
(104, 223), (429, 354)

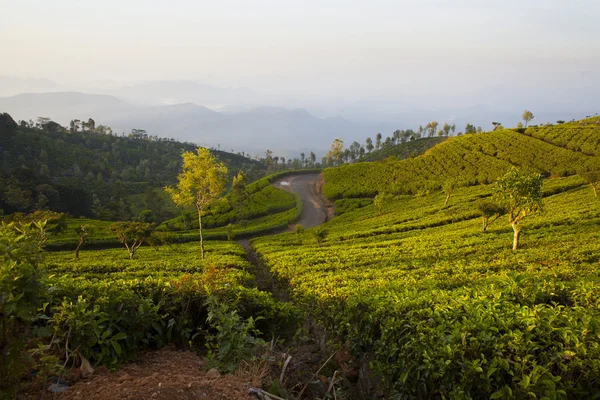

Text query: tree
(74, 225), (89, 259)
(264, 149), (274, 170)
(373, 192), (391, 216)
(578, 161), (600, 198)
(442, 122), (451, 137)
(465, 123), (477, 134)
(427, 121), (439, 137)
(493, 168), (543, 251)
(230, 171), (248, 221)
(137, 210), (156, 223)
(375, 133), (382, 150)
(522, 110), (534, 127)
(165, 148), (228, 259)
(327, 138), (344, 166)
(349, 141), (361, 161)
(365, 137), (374, 153)
(0, 113), (18, 136)
(69, 119), (80, 134)
(309, 152), (316, 167)
(477, 201), (505, 232)
(443, 180), (456, 206)
(111, 222), (154, 259)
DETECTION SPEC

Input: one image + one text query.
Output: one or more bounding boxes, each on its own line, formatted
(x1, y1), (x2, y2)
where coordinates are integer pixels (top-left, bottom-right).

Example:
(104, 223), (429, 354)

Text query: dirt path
(272, 173), (329, 229)
(237, 173), (329, 251)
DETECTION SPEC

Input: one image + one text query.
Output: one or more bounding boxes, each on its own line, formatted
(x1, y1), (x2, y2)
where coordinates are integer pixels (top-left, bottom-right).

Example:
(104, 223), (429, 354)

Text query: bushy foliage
(323, 125), (599, 199)
(252, 177), (600, 397)
(360, 137), (445, 162)
(0, 220), (48, 393)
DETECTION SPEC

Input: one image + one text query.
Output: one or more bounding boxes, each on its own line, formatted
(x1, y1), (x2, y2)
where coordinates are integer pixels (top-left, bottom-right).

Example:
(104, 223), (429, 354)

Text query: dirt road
(271, 173), (328, 229)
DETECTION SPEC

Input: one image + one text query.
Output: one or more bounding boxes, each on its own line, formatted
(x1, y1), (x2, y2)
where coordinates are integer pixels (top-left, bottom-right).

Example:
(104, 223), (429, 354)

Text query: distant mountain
(0, 91), (390, 155)
(114, 80), (264, 107)
(0, 92), (130, 123)
(0, 76), (67, 97)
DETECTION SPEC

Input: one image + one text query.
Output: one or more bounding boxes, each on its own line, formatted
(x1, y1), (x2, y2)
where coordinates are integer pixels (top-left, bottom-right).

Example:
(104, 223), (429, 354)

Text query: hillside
(4, 116), (600, 399)
(323, 118), (600, 199)
(0, 112), (262, 218)
(252, 175), (600, 397)
(360, 136), (446, 162)
(250, 118), (600, 397)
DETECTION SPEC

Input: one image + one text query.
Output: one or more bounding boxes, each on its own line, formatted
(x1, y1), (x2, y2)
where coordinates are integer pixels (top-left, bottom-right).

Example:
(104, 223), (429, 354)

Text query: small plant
(373, 192), (391, 215)
(110, 221), (155, 259)
(226, 223), (236, 241)
(313, 227), (327, 244)
(204, 296), (265, 373)
(477, 201), (505, 232)
(293, 224), (304, 234)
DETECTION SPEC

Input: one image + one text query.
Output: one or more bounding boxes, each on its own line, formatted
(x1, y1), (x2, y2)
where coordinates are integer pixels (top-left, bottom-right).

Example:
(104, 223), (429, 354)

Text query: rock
(48, 383), (71, 393)
(206, 368), (220, 380)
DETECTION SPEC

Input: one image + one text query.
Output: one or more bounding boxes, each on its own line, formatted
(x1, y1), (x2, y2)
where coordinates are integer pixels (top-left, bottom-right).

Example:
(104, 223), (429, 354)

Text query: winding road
(272, 173), (329, 229)
(236, 173), (329, 250)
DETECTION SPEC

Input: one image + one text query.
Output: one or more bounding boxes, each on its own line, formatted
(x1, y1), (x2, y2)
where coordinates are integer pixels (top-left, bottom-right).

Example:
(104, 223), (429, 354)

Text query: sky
(1, 0), (599, 100)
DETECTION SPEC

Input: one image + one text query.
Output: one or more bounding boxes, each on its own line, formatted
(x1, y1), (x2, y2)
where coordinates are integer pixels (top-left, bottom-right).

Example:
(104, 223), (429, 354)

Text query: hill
(0, 112), (263, 219)
(360, 136), (446, 162)
(251, 118), (600, 397)
(323, 118), (600, 199)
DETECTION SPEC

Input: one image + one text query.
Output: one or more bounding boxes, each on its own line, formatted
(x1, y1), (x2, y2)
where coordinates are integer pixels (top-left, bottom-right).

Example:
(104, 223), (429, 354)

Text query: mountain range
(1, 76), (598, 156)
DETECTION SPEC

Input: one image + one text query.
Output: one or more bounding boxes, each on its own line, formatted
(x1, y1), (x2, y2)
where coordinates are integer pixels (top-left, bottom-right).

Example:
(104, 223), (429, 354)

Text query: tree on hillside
(74, 225), (89, 259)
(465, 123), (477, 134)
(327, 138), (344, 166)
(493, 168), (543, 251)
(578, 161), (600, 198)
(165, 147), (228, 259)
(264, 149), (274, 170)
(442, 123), (451, 137)
(522, 110), (534, 127)
(111, 221), (154, 259)
(0, 113), (18, 136)
(374, 192), (391, 215)
(476, 201), (505, 232)
(230, 170), (248, 220)
(443, 180), (456, 206)
(309, 152), (316, 167)
(349, 141), (361, 161)
(375, 133), (382, 150)
(366, 137), (374, 153)
(427, 121), (439, 137)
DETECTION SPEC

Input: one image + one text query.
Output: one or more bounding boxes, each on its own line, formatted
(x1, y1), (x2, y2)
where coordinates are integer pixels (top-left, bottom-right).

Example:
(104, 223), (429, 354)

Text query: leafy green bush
(0, 220), (48, 394)
(204, 295), (266, 373)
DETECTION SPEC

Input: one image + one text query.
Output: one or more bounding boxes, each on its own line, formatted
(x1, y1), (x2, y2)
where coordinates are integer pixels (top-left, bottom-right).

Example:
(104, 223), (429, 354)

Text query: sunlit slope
(323, 121), (600, 199)
(252, 176), (600, 397)
(360, 137), (446, 162)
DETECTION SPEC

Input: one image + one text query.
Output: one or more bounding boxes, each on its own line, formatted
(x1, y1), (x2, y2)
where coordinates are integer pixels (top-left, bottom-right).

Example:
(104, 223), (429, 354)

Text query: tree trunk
(197, 206), (204, 259)
(512, 223), (520, 252)
(482, 218), (488, 232)
(593, 184), (598, 198)
(444, 193), (451, 206)
(75, 238), (84, 259)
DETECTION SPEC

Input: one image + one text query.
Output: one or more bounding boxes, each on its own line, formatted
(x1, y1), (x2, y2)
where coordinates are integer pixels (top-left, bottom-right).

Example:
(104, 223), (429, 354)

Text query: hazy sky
(1, 0), (599, 99)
